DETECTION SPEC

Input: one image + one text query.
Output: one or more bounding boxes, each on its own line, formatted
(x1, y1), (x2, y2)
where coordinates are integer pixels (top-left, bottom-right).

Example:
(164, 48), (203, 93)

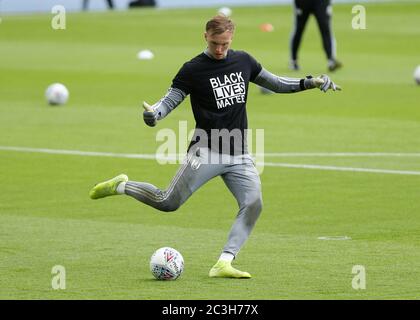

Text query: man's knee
(159, 199), (181, 212)
(253, 195), (263, 214)
(318, 22), (331, 35)
(242, 193), (263, 215)
(158, 192), (184, 212)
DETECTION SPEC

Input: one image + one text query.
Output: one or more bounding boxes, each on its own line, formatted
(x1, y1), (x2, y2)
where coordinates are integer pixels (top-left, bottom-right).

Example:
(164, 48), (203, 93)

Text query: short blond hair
(205, 15), (235, 35)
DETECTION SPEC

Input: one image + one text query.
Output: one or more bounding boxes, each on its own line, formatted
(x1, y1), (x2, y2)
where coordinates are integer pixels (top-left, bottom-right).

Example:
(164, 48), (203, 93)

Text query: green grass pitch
(1, 2), (420, 299)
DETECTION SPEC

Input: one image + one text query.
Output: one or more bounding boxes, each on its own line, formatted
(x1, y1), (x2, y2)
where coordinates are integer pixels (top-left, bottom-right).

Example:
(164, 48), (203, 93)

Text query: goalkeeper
(89, 15), (340, 279)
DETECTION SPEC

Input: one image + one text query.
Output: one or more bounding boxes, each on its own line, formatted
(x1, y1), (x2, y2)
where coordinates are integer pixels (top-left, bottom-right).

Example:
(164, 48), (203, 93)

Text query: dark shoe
(328, 60), (343, 72)
(289, 60), (300, 71)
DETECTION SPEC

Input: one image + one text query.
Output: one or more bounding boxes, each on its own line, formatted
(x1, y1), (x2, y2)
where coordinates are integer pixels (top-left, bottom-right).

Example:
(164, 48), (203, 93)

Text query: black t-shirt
(171, 49), (262, 155)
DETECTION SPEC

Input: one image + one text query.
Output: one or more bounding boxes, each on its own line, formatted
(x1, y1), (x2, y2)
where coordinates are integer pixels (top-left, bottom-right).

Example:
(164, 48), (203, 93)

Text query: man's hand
(304, 75), (342, 92)
(313, 74), (341, 92)
(143, 101), (158, 127)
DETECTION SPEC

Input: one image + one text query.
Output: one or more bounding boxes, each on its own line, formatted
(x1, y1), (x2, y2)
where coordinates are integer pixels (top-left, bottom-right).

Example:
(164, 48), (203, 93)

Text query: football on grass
(414, 66), (420, 85)
(45, 83), (69, 105)
(150, 247), (184, 280)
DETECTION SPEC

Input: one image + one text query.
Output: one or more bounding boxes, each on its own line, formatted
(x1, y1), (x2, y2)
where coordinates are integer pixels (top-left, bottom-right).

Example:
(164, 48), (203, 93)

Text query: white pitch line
(0, 145), (174, 161)
(263, 162), (420, 176)
(2, 146), (420, 176)
(262, 152), (420, 157)
(2, 146), (419, 159)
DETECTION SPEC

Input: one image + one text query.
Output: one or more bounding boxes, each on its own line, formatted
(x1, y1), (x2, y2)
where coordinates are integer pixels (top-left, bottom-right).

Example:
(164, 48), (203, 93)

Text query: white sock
(219, 252), (234, 263)
(116, 182), (126, 195)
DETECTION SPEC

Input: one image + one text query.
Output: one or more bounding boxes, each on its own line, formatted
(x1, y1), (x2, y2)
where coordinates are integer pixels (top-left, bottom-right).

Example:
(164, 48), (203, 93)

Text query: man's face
(204, 30), (233, 60)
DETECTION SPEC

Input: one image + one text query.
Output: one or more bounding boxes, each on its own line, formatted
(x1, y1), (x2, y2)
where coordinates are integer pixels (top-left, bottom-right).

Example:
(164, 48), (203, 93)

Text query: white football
(45, 83), (69, 105)
(137, 49), (154, 60)
(414, 65), (420, 85)
(150, 247), (184, 280)
(218, 7), (232, 17)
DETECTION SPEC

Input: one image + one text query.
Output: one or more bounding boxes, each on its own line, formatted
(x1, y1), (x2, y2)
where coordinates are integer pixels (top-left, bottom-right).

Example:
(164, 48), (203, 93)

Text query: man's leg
(209, 156), (263, 278)
(289, 0), (311, 70)
(82, 0), (88, 10)
(90, 148), (223, 212)
(314, 0), (342, 71)
(106, 0), (114, 9)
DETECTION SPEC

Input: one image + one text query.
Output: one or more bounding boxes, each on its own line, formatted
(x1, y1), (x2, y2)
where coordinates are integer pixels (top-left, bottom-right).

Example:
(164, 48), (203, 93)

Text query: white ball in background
(218, 7), (232, 17)
(413, 65), (420, 85)
(45, 83), (69, 106)
(137, 49), (154, 60)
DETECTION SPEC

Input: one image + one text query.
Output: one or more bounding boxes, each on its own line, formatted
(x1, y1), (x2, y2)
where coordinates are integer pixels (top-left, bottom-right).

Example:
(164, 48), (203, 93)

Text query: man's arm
(253, 68), (341, 93)
(142, 87), (187, 127)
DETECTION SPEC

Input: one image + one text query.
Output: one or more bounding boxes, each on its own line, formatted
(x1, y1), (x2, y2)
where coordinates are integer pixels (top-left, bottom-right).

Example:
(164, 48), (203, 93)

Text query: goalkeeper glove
(142, 101), (158, 127)
(304, 75), (341, 92)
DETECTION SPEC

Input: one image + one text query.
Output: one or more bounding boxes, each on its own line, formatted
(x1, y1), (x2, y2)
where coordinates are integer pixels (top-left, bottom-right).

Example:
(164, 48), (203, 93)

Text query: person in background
(128, 0), (156, 8)
(289, 0), (342, 72)
(82, 0), (114, 10)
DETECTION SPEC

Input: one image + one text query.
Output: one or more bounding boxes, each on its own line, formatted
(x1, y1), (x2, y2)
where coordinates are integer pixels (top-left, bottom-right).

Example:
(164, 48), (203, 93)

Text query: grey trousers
(124, 147), (263, 257)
